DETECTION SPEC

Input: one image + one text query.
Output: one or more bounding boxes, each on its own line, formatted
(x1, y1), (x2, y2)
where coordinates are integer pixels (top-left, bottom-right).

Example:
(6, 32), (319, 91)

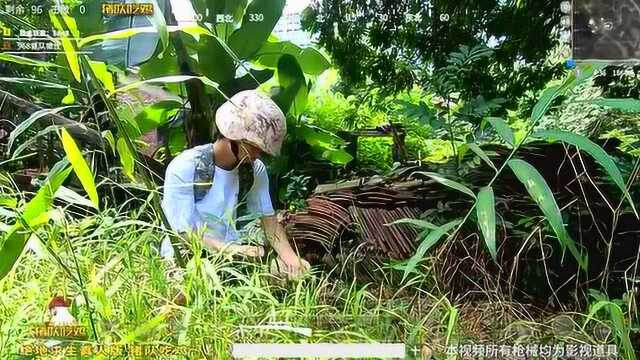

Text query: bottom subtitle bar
(231, 343), (406, 358)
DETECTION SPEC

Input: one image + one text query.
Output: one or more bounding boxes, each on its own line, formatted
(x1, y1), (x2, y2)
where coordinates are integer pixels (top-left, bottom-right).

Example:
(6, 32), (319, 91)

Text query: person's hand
(227, 244), (265, 258)
(271, 253), (311, 279)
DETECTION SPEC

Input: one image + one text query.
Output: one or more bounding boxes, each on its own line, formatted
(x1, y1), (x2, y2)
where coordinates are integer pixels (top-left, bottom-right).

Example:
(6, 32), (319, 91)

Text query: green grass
(0, 206), (636, 359)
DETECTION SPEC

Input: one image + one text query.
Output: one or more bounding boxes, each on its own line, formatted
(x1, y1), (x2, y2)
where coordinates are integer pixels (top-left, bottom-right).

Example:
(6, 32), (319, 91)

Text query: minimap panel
(573, 0), (640, 61)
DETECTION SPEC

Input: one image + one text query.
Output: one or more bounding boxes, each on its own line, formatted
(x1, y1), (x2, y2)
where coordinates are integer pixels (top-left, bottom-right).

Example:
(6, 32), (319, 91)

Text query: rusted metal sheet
(285, 180), (436, 261)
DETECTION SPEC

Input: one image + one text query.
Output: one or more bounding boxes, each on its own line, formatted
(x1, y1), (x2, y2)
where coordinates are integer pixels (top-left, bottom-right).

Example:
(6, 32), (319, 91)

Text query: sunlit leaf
(89, 61), (115, 93)
(117, 137), (135, 181)
(134, 100), (182, 133)
(255, 41), (331, 75)
(0, 77), (68, 89)
(61, 87), (75, 105)
(50, 12), (81, 82)
(0, 161), (72, 281)
(387, 218), (439, 230)
(60, 128), (99, 208)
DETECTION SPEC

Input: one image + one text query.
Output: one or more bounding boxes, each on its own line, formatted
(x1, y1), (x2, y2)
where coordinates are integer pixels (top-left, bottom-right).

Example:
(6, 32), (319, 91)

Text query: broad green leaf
(485, 117), (515, 146)
(593, 98), (640, 113)
(467, 143), (496, 171)
(413, 171), (476, 199)
(117, 137), (135, 181)
(60, 128), (99, 208)
(477, 187), (497, 261)
(272, 54), (307, 116)
(8, 106), (79, 152)
(536, 129), (638, 217)
(61, 87), (75, 105)
(139, 45), (180, 79)
(255, 41), (331, 75)
(208, 0), (248, 38)
(224, 68), (275, 94)
(50, 12), (81, 82)
(124, 314), (166, 342)
(198, 36), (236, 85)
(0, 161), (72, 281)
(134, 100), (182, 133)
(319, 148), (353, 165)
(79, 24), (213, 48)
(295, 124), (345, 148)
(89, 61), (115, 93)
(111, 75), (219, 97)
(0, 53), (60, 68)
(508, 159), (587, 270)
(228, 0), (286, 59)
(402, 220), (461, 282)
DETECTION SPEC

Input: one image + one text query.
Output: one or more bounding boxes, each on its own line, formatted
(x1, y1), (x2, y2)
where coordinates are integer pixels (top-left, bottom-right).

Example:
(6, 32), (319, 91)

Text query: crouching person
(160, 90), (309, 279)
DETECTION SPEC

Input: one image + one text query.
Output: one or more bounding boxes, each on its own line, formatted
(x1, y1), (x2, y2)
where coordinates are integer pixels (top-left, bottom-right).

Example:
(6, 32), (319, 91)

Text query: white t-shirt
(161, 144), (275, 243)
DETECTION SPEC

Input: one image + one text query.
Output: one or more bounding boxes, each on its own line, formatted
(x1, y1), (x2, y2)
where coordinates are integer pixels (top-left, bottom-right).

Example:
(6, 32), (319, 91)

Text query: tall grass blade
(584, 301), (636, 360)
(413, 172), (476, 199)
(477, 187), (497, 262)
(402, 220), (461, 282)
(536, 129), (638, 217)
(8, 106), (78, 152)
(508, 159), (587, 270)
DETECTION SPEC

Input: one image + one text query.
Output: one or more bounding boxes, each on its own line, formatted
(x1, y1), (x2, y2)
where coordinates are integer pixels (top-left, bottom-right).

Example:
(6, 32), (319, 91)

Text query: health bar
(231, 343), (406, 358)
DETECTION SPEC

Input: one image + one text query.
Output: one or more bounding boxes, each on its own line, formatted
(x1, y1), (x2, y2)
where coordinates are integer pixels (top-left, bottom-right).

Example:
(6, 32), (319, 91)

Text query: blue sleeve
(247, 160), (275, 217)
(161, 154), (197, 233)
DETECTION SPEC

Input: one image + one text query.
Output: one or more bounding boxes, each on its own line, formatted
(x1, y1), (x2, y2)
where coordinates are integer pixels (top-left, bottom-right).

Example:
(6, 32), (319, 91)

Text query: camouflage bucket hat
(215, 90), (287, 156)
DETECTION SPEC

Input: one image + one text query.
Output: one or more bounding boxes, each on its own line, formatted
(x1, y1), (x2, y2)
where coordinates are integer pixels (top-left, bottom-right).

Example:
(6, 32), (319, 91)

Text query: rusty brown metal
(285, 179), (432, 261)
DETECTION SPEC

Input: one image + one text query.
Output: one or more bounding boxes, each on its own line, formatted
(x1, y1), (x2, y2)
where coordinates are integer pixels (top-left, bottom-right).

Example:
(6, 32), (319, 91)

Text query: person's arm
(260, 215), (309, 275)
(202, 234), (264, 257)
(247, 160), (308, 275)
